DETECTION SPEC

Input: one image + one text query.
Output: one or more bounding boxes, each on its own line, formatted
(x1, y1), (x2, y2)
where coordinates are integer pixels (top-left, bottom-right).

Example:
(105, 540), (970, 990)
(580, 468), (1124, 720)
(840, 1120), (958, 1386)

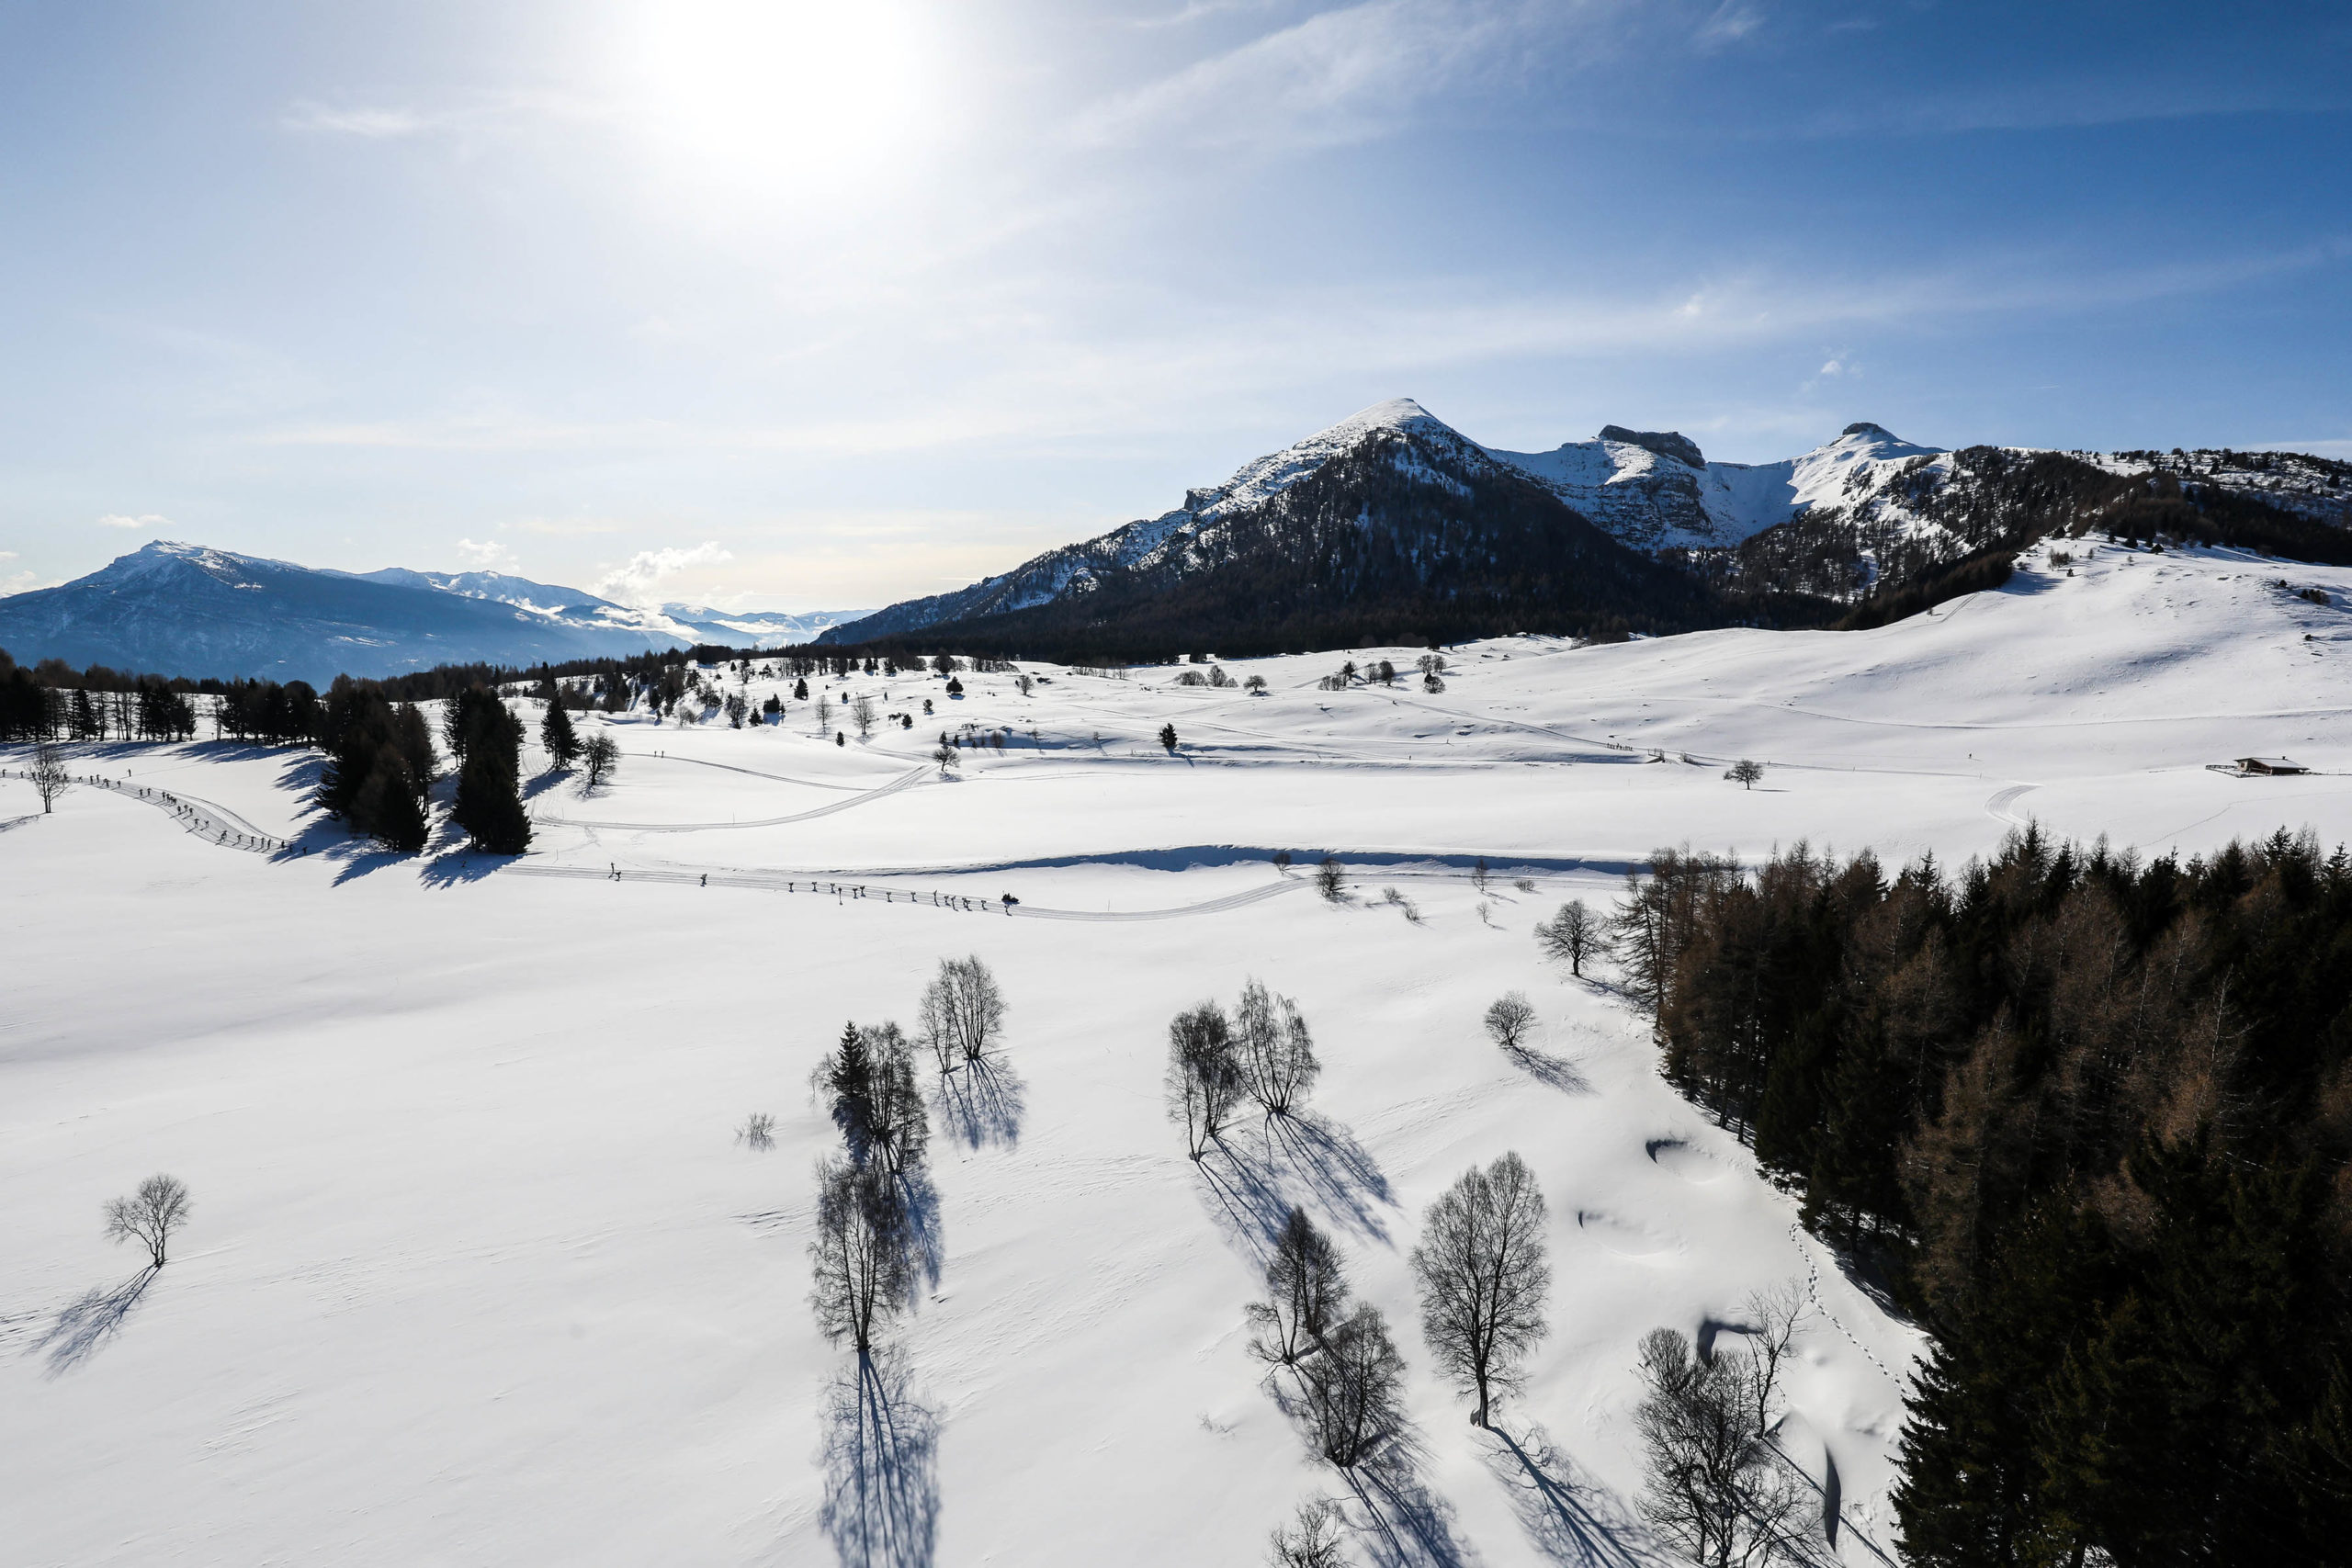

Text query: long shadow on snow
(1341, 1441), (1480, 1568)
(896, 1168), (945, 1293)
(1505, 1043), (1594, 1095)
(820, 1348), (941, 1568)
(1483, 1424), (1661, 1567)
(931, 1057), (1025, 1152)
(31, 1268), (155, 1378)
(1197, 1111), (1399, 1259)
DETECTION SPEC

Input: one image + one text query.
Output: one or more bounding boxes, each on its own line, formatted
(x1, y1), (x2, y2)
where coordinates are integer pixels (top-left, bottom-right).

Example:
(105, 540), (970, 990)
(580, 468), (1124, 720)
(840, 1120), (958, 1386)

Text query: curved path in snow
(535, 764), (928, 832)
(501, 862), (1313, 922)
(0, 764), (289, 855)
(1984, 782), (2041, 827)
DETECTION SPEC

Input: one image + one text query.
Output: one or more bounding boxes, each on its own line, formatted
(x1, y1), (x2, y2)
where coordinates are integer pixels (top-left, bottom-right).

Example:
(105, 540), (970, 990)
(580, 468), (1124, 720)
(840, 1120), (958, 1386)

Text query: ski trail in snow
(502, 861), (1310, 920)
(536, 764), (927, 831)
(3, 765), (288, 855)
(1984, 783), (2040, 826)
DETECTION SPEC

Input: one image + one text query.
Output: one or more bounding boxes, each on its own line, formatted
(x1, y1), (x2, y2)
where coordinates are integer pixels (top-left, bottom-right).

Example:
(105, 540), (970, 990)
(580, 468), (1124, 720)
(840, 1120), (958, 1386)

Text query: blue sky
(2, 1), (2347, 610)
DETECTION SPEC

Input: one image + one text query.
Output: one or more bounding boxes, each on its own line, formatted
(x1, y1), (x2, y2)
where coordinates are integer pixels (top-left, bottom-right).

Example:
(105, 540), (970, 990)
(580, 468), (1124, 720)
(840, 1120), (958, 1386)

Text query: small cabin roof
(2236, 756), (2306, 770)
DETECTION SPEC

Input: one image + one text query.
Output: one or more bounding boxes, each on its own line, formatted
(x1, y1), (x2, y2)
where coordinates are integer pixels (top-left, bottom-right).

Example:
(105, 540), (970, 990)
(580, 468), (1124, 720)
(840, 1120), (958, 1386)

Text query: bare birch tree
(1535, 899), (1598, 976)
(808, 1158), (915, 1354)
(1632, 1283), (1809, 1568)
(1247, 1207), (1351, 1370)
(1236, 979), (1320, 1118)
(1167, 1001), (1243, 1159)
(1410, 1151), (1551, 1427)
(1299, 1303), (1407, 1469)
(28, 739), (71, 814)
(105, 1174), (191, 1268)
(918, 955), (1006, 1072)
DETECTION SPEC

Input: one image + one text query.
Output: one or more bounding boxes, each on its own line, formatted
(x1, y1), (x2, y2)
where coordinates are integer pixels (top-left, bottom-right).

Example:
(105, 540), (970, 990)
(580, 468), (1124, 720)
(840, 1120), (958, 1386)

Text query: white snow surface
(9, 540), (2352, 1565)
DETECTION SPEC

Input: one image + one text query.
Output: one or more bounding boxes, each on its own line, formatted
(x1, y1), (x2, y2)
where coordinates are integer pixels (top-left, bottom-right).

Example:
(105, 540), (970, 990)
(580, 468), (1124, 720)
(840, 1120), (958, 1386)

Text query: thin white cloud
(1072, 0), (1604, 151)
(594, 542), (735, 605)
(96, 512), (169, 530)
(1697, 1), (1764, 47)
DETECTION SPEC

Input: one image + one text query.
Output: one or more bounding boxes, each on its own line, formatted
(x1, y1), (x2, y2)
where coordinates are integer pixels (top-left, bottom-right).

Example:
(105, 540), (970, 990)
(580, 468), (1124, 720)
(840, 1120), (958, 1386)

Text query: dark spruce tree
(540, 696), (579, 771)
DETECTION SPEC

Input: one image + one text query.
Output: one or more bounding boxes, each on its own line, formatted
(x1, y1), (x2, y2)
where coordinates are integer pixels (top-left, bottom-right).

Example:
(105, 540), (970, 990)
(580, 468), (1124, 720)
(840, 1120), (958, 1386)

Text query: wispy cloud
(1696, 1), (1764, 48)
(454, 536), (520, 571)
(594, 542), (734, 605)
(96, 512), (170, 530)
(1072, 0), (1611, 151)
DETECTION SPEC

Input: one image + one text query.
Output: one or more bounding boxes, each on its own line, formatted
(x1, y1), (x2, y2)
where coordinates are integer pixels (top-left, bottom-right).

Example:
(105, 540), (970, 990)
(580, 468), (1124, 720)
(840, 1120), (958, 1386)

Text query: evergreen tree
(540, 697), (579, 770)
(451, 739), (530, 853)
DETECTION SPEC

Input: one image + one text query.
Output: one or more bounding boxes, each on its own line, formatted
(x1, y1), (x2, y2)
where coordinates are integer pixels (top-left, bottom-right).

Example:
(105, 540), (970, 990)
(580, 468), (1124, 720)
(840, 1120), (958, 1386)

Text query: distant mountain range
(0, 541), (865, 684)
(818, 399), (2352, 657)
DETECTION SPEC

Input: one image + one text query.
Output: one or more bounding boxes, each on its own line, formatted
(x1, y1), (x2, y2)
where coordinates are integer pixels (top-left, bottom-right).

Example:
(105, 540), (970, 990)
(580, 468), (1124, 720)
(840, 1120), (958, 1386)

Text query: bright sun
(618, 0), (930, 191)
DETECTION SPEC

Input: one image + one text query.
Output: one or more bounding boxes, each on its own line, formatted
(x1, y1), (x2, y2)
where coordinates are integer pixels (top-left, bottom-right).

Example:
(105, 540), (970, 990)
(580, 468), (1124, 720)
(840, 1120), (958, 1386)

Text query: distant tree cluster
(0, 648), (205, 741)
(317, 679), (438, 852)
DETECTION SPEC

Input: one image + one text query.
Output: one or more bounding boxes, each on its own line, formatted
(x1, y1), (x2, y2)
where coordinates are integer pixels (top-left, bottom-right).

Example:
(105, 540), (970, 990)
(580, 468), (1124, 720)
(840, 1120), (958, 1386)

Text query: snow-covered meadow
(6, 540), (2351, 1566)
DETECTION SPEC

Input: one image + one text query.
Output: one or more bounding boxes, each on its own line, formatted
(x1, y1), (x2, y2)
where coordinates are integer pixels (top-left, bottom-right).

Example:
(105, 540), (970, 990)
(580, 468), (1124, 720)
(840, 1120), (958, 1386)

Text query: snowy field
(6, 540), (2351, 1566)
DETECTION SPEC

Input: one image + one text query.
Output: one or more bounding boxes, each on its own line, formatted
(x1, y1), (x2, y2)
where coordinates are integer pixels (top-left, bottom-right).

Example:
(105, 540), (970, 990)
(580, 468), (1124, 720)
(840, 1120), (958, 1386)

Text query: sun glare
(618, 0), (930, 191)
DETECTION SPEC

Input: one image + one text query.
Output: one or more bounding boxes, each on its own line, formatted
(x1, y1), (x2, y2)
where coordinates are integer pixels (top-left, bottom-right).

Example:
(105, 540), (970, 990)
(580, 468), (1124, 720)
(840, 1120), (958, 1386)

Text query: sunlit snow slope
(6, 540), (2351, 1566)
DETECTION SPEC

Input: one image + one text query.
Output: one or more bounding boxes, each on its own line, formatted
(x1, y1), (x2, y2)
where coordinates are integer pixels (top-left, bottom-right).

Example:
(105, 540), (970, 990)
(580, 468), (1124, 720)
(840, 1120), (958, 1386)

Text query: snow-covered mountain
(822, 399), (2352, 649)
(0, 541), (865, 684)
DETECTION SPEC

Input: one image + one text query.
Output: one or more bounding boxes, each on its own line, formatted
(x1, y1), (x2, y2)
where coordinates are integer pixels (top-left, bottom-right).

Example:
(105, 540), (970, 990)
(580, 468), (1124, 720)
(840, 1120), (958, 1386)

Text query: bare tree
(1610, 850), (1741, 1021)
(861, 1021), (931, 1177)
(1236, 979), (1320, 1117)
(1725, 759), (1764, 791)
(816, 693), (833, 736)
(579, 731), (620, 792)
(1167, 1001), (1243, 1159)
(105, 1174), (191, 1268)
(1315, 856), (1345, 902)
(932, 744), (958, 777)
(1631, 1311), (1810, 1568)
(1483, 992), (1536, 1055)
(28, 739), (71, 814)
(1472, 855), (1490, 893)
(851, 695), (878, 739)
(1268, 1496), (1348, 1568)
(1535, 900), (1597, 976)
(808, 1157), (915, 1355)
(917, 955), (1006, 1072)
(1248, 1206), (1351, 1369)
(737, 1112), (775, 1151)
(1410, 1152), (1551, 1427)
(1300, 1303), (1407, 1469)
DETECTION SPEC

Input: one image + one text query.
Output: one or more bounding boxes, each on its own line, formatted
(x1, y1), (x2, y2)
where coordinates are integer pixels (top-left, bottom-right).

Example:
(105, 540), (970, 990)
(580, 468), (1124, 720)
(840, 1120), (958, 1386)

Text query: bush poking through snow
(1381, 886), (1422, 923)
(1410, 1152), (1550, 1427)
(1315, 856), (1345, 902)
(1484, 992), (1536, 1055)
(737, 1112), (775, 1151)
(1267, 1496), (1348, 1568)
(105, 1174), (190, 1269)
(1166, 1001), (1243, 1159)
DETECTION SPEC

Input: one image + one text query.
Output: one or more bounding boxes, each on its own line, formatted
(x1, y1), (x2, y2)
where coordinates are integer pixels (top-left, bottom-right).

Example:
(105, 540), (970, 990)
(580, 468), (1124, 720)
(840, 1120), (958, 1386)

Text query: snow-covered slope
(8, 538), (2350, 1566)
(0, 542), (865, 682)
(824, 398), (1502, 643)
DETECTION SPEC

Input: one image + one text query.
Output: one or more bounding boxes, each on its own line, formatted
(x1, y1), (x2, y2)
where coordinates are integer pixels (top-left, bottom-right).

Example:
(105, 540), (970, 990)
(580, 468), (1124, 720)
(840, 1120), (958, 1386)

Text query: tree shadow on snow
(896, 1169), (945, 1293)
(1481, 1423), (1661, 1568)
(1506, 1043), (1594, 1095)
(931, 1057), (1025, 1152)
(1340, 1440), (1481, 1568)
(523, 769), (570, 801)
(31, 1268), (155, 1378)
(1196, 1111), (1400, 1258)
(820, 1348), (942, 1568)
(418, 851), (507, 887)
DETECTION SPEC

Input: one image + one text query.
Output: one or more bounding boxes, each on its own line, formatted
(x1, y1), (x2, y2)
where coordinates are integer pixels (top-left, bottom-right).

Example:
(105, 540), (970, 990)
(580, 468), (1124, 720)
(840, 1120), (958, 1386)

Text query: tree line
(1598, 828), (2352, 1563)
